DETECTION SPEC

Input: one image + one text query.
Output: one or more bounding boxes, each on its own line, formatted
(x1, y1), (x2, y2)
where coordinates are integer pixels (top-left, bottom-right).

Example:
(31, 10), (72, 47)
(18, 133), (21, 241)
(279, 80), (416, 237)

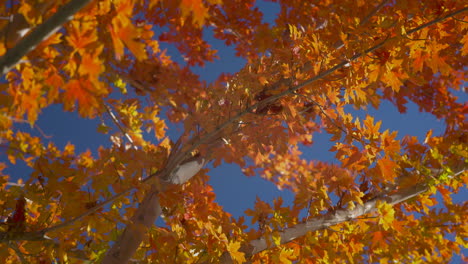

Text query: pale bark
(101, 151), (216, 263)
(99, 6), (468, 258)
(216, 168), (466, 263)
(1, 2), (465, 263)
(102, 186), (161, 264)
(247, 184), (427, 256)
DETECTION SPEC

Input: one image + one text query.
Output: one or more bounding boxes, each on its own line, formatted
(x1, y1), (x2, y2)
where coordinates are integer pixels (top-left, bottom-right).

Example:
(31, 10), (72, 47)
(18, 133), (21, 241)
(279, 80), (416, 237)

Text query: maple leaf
(377, 201), (395, 231)
(78, 49), (104, 78)
(1, 1), (467, 263)
(437, 186), (452, 204)
(44, 70), (64, 103)
(180, 0), (209, 26)
(66, 20), (97, 53)
(381, 130), (400, 156)
(278, 248), (294, 264)
(152, 117), (167, 140)
(371, 231), (388, 249)
(63, 79), (100, 118)
(461, 33), (468, 56)
(363, 115), (382, 140)
(377, 157), (397, 182)
(110, 20), (148, 61)
(227, 241), (246, 263)
(426, 42), (452, 75)
(418, 194), (437, 214)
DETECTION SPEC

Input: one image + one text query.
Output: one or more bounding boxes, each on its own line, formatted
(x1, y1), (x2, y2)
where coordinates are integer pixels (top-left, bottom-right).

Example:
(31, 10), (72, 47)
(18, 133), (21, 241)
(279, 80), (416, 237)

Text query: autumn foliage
(0, 0), (467, 263)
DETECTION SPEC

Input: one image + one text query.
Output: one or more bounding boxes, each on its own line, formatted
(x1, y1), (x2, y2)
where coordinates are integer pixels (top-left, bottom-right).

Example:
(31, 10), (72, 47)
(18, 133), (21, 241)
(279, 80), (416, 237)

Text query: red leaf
(8, 197), (26, 231)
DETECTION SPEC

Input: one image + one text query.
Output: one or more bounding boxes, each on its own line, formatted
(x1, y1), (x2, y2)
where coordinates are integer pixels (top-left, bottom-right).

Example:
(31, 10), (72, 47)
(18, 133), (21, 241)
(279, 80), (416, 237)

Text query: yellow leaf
(114, 78), (127, 94)
(149, 0), (160, 9)
(382, 70), (403, 92)
(227, 241), (246, 263)
(272, 231), (281, 246)
(151, 116), (167, 140)
(377, 201), (394, 230)
(364, 115), (381, 139)
(64, 143), (75, 156)
(278, 248), (294, 264)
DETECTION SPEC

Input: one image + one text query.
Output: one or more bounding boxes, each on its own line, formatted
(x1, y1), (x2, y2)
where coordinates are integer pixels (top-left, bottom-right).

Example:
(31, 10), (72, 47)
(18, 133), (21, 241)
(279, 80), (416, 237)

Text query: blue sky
(2, 0), (466, 262)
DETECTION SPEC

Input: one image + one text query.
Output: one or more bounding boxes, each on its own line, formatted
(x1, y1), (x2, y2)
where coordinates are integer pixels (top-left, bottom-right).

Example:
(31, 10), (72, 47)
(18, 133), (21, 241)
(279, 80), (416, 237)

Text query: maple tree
(0, 0), (467, 263)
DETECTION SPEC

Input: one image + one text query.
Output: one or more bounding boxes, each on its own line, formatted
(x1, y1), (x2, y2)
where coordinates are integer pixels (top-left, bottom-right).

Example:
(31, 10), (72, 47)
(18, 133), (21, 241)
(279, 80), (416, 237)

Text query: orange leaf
(66, 21), (97, 53)
(363, 115), (381, 139)
(377, 157), (397, 182)
(371, 231), (387, 249)
(180, 0), (209, 26)
(78, 48), (104, 80)
(343, 151), (363, 168)
(419, 195), (436, 214)
(437, 186), (452, 204)
(461, 33), (468, 56)
(63, 79), (99, 118)
(426, 42), (452, 75)
(110, 20), (147, 61)
(381, 130), (400, 155)
(109, 24), (125, 60)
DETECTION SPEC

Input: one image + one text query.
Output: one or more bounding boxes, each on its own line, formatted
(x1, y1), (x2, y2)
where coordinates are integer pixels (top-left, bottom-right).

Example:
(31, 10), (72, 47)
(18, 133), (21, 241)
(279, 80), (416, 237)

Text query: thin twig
(5, 182), (25, 187)
(9, 242), (27, 264)
(407, 8), (467, 35)
(452, 17), (467, 23)
(293, 92), (362, 142)
(42, 187), (135, 234)
(142, 8), (468, 186)
(360, 0), (390, 26)
(109, 67), (154, 94)
(3, 115), (52, 138)
(104, 103), (135, 147)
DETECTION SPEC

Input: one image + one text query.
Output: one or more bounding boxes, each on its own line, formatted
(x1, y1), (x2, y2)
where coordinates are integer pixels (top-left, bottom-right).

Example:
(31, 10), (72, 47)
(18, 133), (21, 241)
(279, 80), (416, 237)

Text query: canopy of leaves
(0, 0), (466, 263)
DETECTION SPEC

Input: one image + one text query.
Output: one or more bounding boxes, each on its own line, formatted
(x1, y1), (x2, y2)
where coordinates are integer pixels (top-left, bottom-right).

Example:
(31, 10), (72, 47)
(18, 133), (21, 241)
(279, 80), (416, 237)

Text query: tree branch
(215, 168), (466, 263)
(0, 186), (135, 243)
(9, 242), (27, 264)
(173, 7), (468, 166)
(104, 103), (136, 147)
(3, 5), (464, 263)
(101, 7), (468, 263)
(359, 0), (390, 26)
(102, 185), (162, 264)
(247, 184), (428, 256)
(0, 0), (94, 76)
